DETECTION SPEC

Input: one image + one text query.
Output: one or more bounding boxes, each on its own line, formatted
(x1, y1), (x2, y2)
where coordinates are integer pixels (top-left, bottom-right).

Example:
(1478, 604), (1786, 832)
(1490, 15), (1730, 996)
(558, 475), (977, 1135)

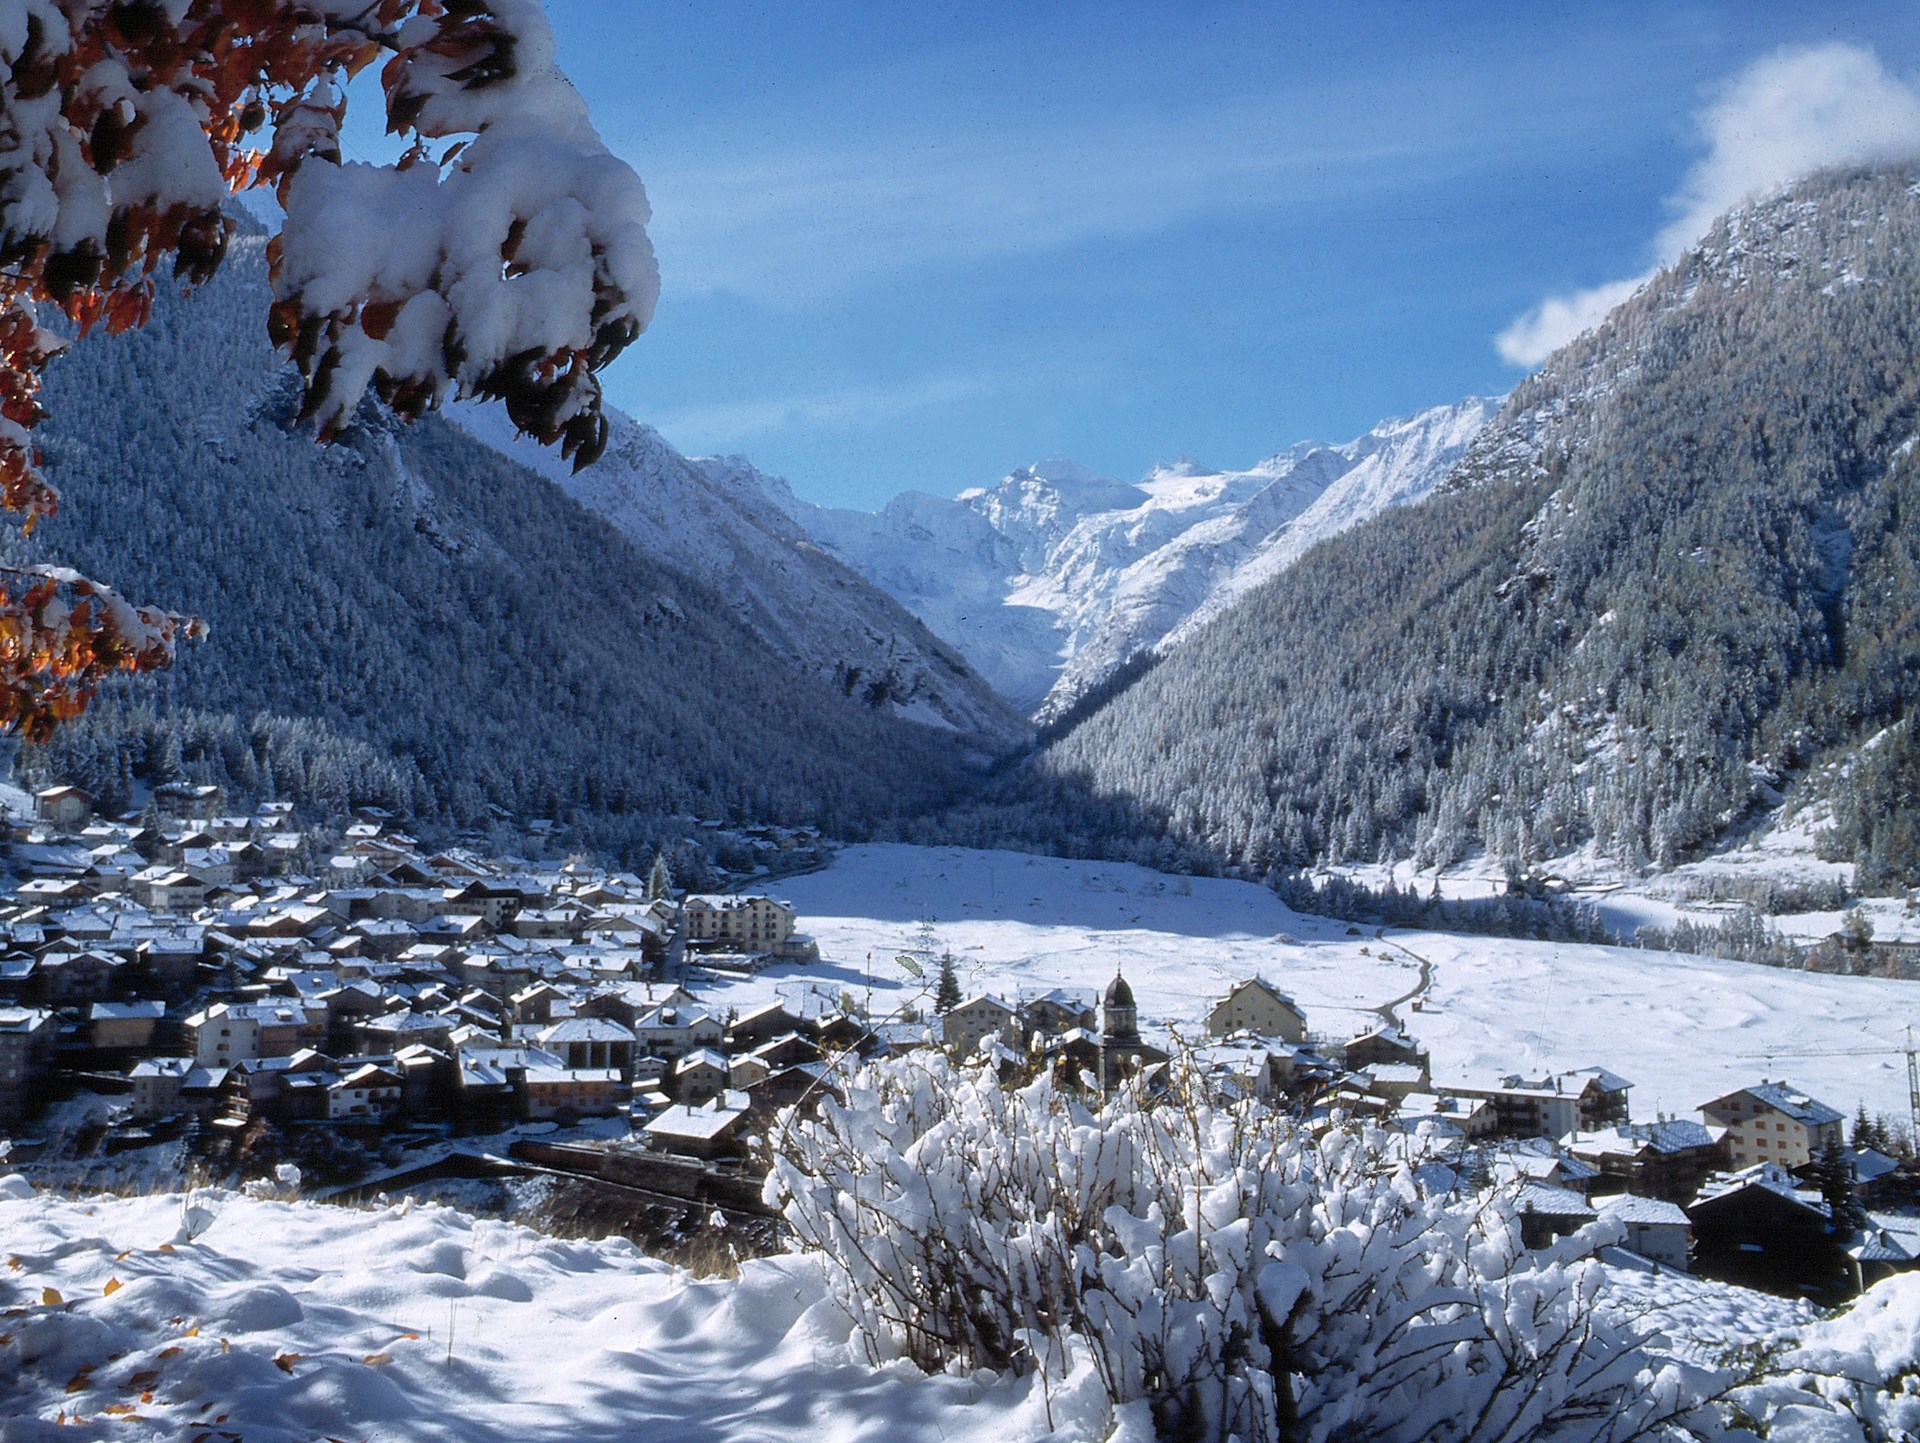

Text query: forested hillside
(985, 168), (1920, 887)
(1, 228), (1000, 855)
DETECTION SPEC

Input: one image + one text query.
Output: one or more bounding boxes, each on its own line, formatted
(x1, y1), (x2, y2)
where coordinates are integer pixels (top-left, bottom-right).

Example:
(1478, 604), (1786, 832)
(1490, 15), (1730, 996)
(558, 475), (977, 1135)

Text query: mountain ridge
(704, 397), (1495, 720)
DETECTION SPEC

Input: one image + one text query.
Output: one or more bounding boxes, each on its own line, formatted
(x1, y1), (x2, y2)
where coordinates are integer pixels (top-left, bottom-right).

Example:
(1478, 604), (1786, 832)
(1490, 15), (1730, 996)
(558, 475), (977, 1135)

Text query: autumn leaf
(272, 1351), (301, 1372)
(361, 1351), (392, 1366)
(41, 1287), (63, 1306)
(125, 1369), (160, 1389)
(102, 1277), (122, 1296)
(65, 1364), (93, 1392)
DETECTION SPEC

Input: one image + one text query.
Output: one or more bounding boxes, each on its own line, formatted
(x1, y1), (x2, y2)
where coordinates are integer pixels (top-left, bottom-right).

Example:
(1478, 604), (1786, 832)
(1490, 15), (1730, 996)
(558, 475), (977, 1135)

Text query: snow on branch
(0, 0), (656, 735)
(768, 1054), (1735, 1443)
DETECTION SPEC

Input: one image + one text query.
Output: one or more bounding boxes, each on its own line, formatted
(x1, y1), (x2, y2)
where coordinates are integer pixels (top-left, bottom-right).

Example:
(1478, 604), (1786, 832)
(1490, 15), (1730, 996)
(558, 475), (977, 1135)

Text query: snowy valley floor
(704, 844), (1920, 1123)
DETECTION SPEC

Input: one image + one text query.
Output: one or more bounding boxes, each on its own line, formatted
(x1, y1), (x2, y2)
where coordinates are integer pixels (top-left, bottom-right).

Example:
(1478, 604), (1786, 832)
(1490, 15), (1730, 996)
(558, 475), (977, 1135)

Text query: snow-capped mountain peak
(767, 397), (1498, 719)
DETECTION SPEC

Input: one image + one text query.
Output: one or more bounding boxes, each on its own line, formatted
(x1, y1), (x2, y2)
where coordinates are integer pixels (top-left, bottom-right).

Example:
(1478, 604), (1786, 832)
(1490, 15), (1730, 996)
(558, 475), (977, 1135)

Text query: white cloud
(640, 97), (1439, 306)
(651, 372), (999, 450)
(1497, 43), (1920, 368)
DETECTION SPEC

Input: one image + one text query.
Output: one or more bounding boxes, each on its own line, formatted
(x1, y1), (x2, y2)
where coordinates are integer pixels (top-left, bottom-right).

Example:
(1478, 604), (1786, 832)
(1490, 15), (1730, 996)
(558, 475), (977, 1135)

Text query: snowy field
(0, 1184), (1091, 1443)
(702, 845), (1920, 1123)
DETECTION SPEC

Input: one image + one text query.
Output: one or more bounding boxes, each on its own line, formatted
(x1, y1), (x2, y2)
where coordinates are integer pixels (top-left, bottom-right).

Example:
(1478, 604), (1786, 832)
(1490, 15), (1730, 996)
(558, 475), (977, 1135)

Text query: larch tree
(0, 0), (658, 739)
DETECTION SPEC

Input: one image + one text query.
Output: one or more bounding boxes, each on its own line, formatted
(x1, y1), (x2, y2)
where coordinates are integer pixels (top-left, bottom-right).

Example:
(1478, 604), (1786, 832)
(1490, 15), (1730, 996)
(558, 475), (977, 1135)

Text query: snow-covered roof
(89, 1000), (165, 1021)
(1563, 1120), (1722, 1157)
(1513, 1183), (1596, 1219)
(1742, 1082), (1845, 1128)
(1597, 1194), (1690, 1227)
(644, 1100), (750, 1142)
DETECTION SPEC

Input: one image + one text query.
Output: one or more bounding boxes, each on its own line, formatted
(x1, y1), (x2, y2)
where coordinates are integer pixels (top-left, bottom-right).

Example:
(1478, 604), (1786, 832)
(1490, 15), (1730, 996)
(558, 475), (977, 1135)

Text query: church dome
(1105, 972), (1135, 1010)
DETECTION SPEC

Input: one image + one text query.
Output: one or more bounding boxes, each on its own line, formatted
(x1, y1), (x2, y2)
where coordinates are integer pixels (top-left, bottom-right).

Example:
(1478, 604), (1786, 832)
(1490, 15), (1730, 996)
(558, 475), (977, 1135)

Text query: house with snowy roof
(1452, 1067), (1630, 1139)
(682, 893), (796, 950)
(538, 1016), (636, 1074)
(1687, 1162), (1848, 1299)
(1699, 1081), (1845, 1170)
(643, 1093), (752, 1160)
(1204, 977), (1306, 1043)
(1513, 1183), (1597, 1248)
(34, 785), (93, 829)
(1596, 1194), (1692, 1271)
(1343, 1024), (1430, 1086)
(1560, 1119), (1730, 1203)
(943, 994), (1018, 1057)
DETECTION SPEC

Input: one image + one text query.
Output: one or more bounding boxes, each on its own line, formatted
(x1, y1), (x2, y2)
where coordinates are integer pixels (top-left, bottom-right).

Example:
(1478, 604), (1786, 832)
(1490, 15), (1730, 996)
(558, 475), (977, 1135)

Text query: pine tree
(647, 852), (674, 902)
(1817, 1136), (1866, 1241)
(935, 952), (962, 1015)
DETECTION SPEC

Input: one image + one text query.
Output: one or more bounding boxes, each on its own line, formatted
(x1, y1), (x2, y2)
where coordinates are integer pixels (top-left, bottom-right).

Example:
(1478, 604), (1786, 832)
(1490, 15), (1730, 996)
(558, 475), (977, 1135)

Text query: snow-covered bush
(767, 1055), (1725, 1443)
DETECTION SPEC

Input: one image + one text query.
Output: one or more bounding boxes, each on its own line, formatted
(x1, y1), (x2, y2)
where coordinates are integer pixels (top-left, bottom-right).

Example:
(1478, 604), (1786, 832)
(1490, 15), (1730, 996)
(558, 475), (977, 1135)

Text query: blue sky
(407, 4), (1920, 509)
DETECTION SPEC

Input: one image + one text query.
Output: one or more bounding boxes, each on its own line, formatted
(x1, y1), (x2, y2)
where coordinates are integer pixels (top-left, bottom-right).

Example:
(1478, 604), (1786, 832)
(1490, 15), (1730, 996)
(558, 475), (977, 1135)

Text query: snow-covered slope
(739, 399), (1494, 720)
(451, 403), (1028, 748)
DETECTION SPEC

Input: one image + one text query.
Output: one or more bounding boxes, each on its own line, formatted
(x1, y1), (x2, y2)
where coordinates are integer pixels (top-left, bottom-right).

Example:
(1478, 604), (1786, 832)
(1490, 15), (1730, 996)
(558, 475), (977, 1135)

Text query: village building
(328, 1063), (403, 1121)
(672, 1046), (731, 1106)
(681, 894), (797, 953)
(1688, 1164), (1850, 1301)
(127, 1057), (226, 1122)
(0, 1006), (53, 1122)
(1451, 1067), (1631, 1139)
(943, 994), (1017, 1057)
(1343, 1025), (1431, 1087)
(1699, 1081), (1846, 1171)
(1205, 977), (1307, 1042)
(1596, 1194), (1692, 1271)
(643, 1095), (751, 1160)
(34, 785), (93, 830)
(1560, 1119), (1730, 1204)
(88, 1000), (166, 1052)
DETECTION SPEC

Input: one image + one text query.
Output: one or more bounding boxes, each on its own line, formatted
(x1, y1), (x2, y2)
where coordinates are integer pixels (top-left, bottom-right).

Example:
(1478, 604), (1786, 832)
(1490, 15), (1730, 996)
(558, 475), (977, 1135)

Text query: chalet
(1560, 1119), (1730, 1203)
(747, 1032), (821, 1071)
(184, 1001), (325, 1067)
(520, 1059), (620, 1121)
(1452, 1067), (1631, 1139)
(727, 1001), (806, 1053)
(1205, 977), (1307, 1043)
(672, 1046), (731, 1105)
(356, 1010), (455, 1056)
(131, 870), (207, 913)
(1688, 1164), (1849, 1300)
(1596, 1194), (1691, 1271)
(34, 786), (93, 829)
(1514, 1183), (1598, 1248)
(643, 1095), (752, 1160)
(441, 880), (523, 929)
(1344, 1025), (1430, 1086)
(943, 994), (1017, 1057)
(1700, 1082), (1845, 1171)
(1384, 1091), (1495, 1140)
(634, 1005), (725, 1060)
(127, 1057), (226, 1122)
(152, 781), (224, 817)
(329, 1063), (403, 1121)
(35, 949), (128, 1005)
(747, 1060), (839, 1115)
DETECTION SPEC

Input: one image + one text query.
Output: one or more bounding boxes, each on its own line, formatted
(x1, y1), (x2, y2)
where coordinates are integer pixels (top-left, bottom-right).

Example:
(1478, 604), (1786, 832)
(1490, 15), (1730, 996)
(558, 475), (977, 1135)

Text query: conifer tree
(934, 952), (962, 1015)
